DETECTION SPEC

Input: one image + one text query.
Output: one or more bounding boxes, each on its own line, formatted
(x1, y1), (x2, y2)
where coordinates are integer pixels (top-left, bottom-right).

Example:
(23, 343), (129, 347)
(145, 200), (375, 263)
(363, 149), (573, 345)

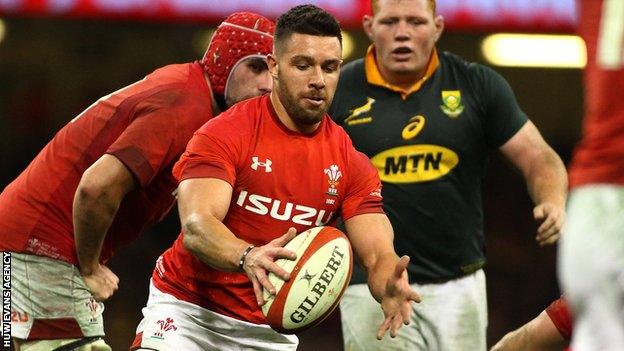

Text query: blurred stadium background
(0, 0), (582, 349)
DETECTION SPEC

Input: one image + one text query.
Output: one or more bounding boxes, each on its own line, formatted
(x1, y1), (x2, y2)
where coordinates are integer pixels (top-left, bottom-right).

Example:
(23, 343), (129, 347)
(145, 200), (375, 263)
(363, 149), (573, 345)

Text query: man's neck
(377, 60), (426, 91)
(203, 72), (223, 115)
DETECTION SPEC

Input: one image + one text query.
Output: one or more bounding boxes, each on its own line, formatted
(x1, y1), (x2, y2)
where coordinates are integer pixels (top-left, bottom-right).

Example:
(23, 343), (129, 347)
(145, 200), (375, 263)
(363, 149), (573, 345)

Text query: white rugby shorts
(340, 270), (487, 351)
(132, 280), (298, 351)
(7, 252), (105, 340)
(559, 185), (624, 350)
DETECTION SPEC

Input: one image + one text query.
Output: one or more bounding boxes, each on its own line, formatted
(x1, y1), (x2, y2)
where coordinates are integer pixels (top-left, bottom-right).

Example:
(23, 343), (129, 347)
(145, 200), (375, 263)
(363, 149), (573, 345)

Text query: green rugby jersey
(329, 48), (528, 284)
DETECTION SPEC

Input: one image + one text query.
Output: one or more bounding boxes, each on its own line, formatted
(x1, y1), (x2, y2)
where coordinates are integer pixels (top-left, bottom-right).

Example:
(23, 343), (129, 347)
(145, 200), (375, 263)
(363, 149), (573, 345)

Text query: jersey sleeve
(545, 296), (573, 340)
(472, 64), (529, 148)
(341, 149), (385, 220)
(106, 102), (182, 188)
(172, 118), (241, 186)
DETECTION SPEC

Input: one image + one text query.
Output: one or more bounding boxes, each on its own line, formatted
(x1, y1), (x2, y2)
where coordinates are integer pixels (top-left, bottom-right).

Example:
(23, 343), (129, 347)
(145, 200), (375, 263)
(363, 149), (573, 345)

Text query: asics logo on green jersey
(401, 115), (426, 140)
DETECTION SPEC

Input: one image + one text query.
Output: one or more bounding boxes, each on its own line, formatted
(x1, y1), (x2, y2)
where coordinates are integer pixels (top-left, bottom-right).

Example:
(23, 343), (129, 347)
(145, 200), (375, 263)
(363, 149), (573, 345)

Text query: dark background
(0, 18), (582, 350)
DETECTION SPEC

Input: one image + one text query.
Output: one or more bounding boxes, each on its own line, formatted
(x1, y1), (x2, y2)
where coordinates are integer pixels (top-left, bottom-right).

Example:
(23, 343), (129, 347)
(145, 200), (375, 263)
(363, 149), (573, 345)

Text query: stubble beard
(277, 76), (325, 127)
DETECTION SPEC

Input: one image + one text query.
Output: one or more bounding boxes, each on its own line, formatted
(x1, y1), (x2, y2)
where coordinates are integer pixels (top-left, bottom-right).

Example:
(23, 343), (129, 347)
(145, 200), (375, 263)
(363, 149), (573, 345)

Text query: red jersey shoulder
(139, 63), (208, 108)
(325, 118), (377, 177)
(322, 114), (362, 161)
(145, 63), (194, 86)
(172, 95), (267, 182)
(195, 95), (266, 137)
(324, 114), (353, 144)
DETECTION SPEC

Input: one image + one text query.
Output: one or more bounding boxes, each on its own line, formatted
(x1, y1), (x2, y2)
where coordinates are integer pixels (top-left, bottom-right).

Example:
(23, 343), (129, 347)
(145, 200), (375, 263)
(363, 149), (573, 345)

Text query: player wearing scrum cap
(0, 11), (274, 351)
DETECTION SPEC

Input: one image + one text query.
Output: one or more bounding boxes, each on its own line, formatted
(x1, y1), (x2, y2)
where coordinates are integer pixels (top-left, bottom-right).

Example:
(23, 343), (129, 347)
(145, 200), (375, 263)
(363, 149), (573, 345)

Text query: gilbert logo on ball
(262, 226), (353, 334)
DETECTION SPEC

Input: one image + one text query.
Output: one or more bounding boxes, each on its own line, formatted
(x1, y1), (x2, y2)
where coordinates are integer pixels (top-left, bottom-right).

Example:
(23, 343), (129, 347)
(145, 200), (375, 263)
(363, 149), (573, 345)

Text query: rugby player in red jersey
(0, 12), (274, 350)
(559, 0), (624, 349)
(131, 5), (420, 350)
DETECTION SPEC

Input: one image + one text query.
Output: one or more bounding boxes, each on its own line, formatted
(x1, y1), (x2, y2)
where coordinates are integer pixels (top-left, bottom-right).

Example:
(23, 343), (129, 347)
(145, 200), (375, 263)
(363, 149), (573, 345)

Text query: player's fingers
(400, 301), (411, 325)
(546, 233), (560, 244)
(256, 269), (277, 296)
(376, 317), (392, 340)
(407, 288), (421, 303)
(270, 247), (297, 261)
(264, 260), (291, 281)
(93, 286), (112, 302)
(102, 274), (117, 289)
(537, 213), (557, 236)
(249, 276), (265, 306)
(111, 273), (120, 285)
(536, 217), (552, 235)
(102, 266), (120, 287)
(390, 315), (403, 338)
(540, 232), (560, 247)
(537, 221), (561, 244)
(107, 273), (119, 287)
(545, 223), (561, 238)
(271, 227), (297, 247)
(102, 289), (113, 301)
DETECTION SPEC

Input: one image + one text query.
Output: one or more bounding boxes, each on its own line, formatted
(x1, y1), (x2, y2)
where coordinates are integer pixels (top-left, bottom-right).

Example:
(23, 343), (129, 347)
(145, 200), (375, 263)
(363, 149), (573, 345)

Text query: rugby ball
(262, 226), (353, 334)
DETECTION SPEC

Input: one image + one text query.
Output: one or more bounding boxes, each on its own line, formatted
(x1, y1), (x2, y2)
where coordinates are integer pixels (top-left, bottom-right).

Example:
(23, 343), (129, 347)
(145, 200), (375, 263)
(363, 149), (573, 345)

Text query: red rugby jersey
(568, 0), (624, 187)
(152, 94), (384, 323)
(0, 62), (213, 265)
(545, 296), (573, 341)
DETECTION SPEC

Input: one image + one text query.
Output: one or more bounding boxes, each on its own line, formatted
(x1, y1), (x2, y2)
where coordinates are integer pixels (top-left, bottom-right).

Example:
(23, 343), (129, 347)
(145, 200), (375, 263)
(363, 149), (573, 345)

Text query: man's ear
(434, 15), (445, 43)
(363, 15), (374, 42)
(267, 53), (278, 79)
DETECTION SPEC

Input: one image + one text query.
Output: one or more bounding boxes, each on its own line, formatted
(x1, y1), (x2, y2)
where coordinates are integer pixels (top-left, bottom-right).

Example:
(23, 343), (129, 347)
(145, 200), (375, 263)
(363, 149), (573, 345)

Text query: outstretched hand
(242, 227), (298, 306)
(81, 264), (119, 302)
(377, 255), (421, 340)
(533, 202), (565, 246)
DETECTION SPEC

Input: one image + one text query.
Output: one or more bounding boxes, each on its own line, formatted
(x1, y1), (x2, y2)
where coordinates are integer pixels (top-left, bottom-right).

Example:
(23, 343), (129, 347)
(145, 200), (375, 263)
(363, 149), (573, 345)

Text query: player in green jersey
(329, 0), (568, 349)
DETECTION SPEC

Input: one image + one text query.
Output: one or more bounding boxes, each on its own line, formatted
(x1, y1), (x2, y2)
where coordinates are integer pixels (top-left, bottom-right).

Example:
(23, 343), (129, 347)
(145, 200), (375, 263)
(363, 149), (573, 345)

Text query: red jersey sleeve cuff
(342, 199), (385, 221)
(179, 160), (235, 186)
(107, 148), (154, 187)
(545, 298), (573, 340)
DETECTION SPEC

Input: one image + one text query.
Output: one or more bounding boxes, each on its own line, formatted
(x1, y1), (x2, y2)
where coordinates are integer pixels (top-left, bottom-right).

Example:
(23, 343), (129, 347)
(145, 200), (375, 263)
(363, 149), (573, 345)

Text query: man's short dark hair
(275, 5), (342, 50)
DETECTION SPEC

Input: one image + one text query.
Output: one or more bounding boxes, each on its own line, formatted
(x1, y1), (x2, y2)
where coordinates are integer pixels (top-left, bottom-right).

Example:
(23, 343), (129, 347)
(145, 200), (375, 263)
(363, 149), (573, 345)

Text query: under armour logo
(251, 156), (272, 173)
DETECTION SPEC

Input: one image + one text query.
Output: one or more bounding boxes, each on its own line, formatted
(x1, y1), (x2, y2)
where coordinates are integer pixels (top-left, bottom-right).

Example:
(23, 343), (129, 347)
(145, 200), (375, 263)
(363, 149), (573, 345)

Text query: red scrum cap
(201, 12), (275, 96)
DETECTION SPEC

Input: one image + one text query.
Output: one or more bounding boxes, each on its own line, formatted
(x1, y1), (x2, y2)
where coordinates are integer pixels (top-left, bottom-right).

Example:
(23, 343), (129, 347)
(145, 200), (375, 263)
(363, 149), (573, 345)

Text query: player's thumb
(394, 255), (410, 277)
(273, 227), (297, 247)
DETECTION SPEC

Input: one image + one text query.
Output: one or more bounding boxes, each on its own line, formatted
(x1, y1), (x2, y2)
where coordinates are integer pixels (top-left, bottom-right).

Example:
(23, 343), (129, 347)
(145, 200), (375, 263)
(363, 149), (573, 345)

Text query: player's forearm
(345, 213), (399, 302)
(73, 185), (121, 274)
(490, 327), (529, 351)
(526, 148), (568, 207)
(182, 213), (250, 272)
(365, 251), (400, 302)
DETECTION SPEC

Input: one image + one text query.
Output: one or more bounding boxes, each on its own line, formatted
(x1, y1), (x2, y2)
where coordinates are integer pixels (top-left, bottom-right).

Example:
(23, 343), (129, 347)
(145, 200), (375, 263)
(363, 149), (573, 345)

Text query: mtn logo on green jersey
(440, 90), (464, 118)
(371, 145), (459, 183)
